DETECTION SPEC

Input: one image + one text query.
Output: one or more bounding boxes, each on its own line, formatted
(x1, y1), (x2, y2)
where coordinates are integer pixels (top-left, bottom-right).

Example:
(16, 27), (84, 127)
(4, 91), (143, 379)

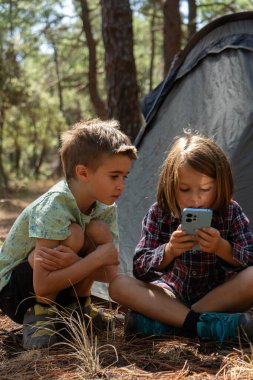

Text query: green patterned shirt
(0, 180), (119, 291)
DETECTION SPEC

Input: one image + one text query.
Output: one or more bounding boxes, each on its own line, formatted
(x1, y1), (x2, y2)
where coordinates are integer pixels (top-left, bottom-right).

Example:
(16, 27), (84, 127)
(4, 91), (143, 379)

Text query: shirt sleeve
(133, 204), (167, 282)
(230, 204), (253, 267)
(29, 193), (75, 241)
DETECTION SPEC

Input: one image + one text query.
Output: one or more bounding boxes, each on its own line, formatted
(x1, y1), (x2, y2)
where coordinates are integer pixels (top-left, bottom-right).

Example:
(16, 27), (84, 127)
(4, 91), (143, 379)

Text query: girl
(109, 133), (253, 344)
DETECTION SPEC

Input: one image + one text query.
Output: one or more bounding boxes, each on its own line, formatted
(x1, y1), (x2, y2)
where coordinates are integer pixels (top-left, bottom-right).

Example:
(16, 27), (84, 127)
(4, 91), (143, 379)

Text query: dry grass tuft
(52, 302), (119, 378)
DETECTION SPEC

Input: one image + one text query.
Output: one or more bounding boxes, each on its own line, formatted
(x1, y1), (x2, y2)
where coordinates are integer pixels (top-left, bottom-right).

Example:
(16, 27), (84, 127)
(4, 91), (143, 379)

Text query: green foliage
(197, 0), (253, 24)
(1, 0), (253, 187)
(3, 87), (67, 180)
(133, 3), (164, 95)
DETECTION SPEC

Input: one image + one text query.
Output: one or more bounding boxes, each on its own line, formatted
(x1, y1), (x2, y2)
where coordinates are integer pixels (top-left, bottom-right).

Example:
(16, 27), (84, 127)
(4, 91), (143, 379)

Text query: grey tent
(92, 11), (253, 299)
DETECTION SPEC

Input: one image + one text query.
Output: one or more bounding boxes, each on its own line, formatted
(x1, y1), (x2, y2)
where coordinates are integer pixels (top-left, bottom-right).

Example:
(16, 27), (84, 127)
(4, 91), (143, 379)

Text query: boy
(0, 119), (137, 350)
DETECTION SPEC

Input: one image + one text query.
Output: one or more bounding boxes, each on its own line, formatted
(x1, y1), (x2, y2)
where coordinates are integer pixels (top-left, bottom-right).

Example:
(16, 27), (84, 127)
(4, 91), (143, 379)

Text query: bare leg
(69, 219), (117, 297)
(192, 267), (253, 313)
(32, 220), (118, 302)
(85, 219), (118, 281)
(62, 223), (85, 253)
(109, 275), (190, 328)
(28, 223), (85, 270)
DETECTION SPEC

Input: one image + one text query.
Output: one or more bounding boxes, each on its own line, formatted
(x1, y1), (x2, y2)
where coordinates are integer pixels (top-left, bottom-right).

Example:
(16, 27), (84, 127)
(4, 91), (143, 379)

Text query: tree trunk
(34, 144), (47, 179)
(51, 38), (64, 176)
(162, 0), (181, 76)
(52, 39), (64, 113)
(188, 0), (197, 40)
(149, 3), (157, 92)
(101, 0), (141, 141)
(0, 108), (8, 194)
(79, 0), (107, 119)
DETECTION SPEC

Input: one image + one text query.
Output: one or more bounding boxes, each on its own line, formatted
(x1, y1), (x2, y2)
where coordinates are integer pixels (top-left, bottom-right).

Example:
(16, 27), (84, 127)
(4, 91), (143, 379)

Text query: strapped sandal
(23, 303), (58, 349)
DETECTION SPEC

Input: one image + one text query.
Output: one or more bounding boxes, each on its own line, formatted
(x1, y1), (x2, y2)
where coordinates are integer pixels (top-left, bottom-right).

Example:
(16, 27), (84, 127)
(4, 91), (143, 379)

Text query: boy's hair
(60, 119), (137, 181)
(157, 133), (233, 217)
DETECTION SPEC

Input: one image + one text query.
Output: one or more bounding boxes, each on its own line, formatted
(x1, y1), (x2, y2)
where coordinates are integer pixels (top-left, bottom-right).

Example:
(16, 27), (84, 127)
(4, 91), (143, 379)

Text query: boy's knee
(86, 219), (112, 245)
(63, 223), (84, 253)
(105, 265), (119, 283)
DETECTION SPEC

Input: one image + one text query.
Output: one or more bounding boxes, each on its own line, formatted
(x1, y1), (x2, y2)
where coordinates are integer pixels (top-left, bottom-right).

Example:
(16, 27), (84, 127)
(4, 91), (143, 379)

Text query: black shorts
(0, 260), (74, 324)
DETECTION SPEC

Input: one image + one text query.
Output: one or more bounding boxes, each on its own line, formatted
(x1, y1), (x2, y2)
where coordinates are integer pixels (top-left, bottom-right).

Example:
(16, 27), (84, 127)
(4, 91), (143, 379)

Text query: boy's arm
(28, 239), (65, 270)
(33, 238), (119, 297)
(30, 244), (80, 271)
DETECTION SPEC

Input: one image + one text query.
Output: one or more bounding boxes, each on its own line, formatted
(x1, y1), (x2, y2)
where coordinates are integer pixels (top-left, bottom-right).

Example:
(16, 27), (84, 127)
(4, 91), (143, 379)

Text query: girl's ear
(75, 164), (89, 181)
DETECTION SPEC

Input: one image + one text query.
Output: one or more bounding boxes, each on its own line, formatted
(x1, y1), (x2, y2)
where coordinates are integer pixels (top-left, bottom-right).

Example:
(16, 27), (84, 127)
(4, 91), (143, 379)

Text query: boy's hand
(35, 245), (79, 271)
(195, 227), (221, 253)
(95, 242), (119, 266)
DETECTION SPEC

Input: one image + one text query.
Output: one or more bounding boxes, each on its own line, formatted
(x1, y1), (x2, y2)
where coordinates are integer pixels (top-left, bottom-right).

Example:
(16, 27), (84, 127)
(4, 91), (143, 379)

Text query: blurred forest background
(1, 0), (253, 194)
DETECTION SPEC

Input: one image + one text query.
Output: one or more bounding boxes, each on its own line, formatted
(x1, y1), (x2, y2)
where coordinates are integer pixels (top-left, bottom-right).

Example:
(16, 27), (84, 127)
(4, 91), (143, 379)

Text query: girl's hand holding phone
(195, 227), (222, 253)
(166, 227), (197, 258)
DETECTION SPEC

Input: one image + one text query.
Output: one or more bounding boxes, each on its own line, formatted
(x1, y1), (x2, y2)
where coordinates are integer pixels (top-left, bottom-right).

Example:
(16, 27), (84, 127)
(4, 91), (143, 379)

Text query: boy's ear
(75, 164), (89, 181)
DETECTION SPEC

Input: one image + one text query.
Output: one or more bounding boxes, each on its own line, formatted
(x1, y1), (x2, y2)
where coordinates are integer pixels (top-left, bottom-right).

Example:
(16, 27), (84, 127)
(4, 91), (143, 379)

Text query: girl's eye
(201, 188), (211, 192)
(179, 188), (189, 192)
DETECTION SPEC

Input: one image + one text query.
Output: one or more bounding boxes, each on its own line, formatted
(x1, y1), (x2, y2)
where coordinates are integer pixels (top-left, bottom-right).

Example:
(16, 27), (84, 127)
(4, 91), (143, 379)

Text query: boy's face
(85, 154), (132, 205)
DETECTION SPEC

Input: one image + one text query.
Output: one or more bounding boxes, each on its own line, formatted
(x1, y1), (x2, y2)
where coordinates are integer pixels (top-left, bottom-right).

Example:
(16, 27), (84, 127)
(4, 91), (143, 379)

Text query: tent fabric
(142, 13), (253, 130)
(92, 11), (253, 300)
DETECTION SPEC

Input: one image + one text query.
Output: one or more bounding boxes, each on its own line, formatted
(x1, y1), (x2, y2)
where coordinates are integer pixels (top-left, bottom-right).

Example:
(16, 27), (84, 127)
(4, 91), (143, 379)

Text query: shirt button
(192, 270), (197, 276)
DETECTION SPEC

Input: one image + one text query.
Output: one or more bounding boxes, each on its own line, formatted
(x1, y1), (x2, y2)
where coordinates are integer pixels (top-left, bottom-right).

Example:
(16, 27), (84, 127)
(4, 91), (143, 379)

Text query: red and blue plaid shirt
(133, 200), (253, 306)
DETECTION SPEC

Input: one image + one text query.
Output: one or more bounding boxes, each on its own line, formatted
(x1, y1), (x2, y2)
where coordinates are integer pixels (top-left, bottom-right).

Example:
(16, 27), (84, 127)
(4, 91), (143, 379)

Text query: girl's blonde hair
(60, 119), (137, 181)
(157, 133), (233, 217)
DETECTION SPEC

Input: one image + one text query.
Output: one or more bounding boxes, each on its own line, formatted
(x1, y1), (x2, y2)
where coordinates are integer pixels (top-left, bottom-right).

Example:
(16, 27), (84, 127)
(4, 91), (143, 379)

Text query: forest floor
(1, 183), (253, 379)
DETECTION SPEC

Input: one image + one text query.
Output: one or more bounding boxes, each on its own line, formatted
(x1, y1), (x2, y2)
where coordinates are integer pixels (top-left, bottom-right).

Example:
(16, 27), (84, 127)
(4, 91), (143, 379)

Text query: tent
(92, 11), (253, 299)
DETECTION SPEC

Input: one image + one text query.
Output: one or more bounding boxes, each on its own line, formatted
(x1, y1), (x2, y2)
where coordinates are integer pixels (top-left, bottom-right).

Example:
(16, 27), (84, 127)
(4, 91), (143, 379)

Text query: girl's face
(176, 164), (217, 211)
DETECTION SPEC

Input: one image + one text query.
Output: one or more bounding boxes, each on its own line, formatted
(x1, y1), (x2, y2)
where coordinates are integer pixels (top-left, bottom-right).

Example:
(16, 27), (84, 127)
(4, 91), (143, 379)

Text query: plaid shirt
(133, 200), (253, 306)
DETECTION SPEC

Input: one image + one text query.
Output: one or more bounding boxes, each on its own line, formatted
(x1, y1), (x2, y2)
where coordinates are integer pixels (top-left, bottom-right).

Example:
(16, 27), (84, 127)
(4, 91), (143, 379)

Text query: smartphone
(181, 208), (213, 251)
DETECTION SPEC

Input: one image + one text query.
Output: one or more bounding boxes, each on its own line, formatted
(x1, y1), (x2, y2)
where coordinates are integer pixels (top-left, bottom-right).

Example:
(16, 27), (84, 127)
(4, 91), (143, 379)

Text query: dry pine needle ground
(1, 307), (253, 379)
